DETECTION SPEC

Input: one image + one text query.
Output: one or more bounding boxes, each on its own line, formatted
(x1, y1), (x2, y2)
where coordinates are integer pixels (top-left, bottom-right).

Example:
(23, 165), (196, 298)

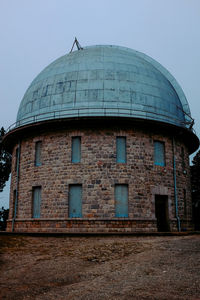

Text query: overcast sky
(0, 0), (200, 208)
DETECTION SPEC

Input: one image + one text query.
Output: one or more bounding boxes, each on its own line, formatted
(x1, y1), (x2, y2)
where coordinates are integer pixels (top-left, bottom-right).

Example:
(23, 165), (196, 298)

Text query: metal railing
(6, 106), (194, 133)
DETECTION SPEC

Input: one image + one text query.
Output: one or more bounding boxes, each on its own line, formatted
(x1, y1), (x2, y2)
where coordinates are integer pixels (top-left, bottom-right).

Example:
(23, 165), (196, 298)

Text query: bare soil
(0, 234), (200, 300)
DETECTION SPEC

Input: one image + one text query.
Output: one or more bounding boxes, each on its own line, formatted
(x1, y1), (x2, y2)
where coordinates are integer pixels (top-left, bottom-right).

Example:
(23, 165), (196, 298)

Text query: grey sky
(0, 0), (200, 208)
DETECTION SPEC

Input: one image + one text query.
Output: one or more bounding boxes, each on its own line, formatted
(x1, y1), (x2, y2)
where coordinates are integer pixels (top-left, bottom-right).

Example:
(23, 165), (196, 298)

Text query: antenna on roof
(70, 37), (83, 53)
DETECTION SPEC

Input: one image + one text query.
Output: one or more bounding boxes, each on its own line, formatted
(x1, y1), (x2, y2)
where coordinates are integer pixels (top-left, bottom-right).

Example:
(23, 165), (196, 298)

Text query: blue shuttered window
(183, 189), (187, 217)
(115, 184), (128, 217)
(154, 141), (165, 166)
(72, 137), (81, 163)
(15, 147), (19, 171)
(116, 137), (126, 163)
(35, 141), (42, 166)
(69, 185), (82, 218)
(13, 190), (17, 218)
(181, 147), (186, 170)
(32, 187), (41, 218)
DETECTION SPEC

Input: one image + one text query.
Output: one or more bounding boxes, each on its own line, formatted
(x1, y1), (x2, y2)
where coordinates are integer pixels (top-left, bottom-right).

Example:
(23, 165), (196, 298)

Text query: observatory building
(4, 44), (199, 233)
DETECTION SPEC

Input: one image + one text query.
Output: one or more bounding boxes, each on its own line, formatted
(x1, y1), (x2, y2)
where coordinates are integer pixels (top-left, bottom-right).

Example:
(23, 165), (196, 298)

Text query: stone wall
(7, 124), (193, 232)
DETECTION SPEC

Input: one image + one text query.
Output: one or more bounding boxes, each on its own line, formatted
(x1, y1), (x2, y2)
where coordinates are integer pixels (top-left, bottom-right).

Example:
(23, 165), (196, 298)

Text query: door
(69, 185), (82, 218)
(155, 195), (169, 232)
(115, 184), (128, 217)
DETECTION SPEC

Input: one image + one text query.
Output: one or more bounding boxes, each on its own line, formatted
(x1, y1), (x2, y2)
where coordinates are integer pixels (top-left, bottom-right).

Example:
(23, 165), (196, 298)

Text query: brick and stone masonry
(6, 121), (193, 233)
(4, 44), (199, 233)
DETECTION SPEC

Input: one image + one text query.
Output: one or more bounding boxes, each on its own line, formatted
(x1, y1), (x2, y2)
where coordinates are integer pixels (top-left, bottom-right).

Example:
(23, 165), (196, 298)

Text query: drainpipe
(12, 141), (21, 232)
(172, 138), (181, 232)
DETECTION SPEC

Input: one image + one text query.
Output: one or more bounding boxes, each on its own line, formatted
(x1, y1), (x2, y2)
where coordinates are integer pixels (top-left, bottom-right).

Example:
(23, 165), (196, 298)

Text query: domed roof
(16, 45), (192, 128)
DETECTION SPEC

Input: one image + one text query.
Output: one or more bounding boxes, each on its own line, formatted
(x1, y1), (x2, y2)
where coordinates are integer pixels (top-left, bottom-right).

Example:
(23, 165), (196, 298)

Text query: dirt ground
(0, 234), (200, 300)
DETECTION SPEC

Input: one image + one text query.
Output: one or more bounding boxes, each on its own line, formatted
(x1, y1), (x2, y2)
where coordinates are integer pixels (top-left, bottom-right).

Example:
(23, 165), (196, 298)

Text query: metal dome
(16, 45), (192, 128)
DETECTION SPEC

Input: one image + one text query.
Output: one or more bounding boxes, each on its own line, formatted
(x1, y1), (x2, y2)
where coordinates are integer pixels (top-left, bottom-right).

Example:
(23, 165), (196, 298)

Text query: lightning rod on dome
(70, 37), (83, 53)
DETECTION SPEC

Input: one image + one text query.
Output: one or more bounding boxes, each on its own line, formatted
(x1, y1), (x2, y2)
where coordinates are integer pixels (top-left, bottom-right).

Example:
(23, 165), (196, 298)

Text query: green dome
(16, 45), (191, 128)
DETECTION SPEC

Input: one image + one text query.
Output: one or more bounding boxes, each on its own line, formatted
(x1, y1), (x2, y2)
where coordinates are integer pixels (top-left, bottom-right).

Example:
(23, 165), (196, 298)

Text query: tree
(0, 127), (12, 192)
(191, 149), (200, 230)
(0, 207), (9, 231)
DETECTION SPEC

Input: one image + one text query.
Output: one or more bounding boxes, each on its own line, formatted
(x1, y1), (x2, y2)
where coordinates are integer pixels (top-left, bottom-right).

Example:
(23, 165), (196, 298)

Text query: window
(13, 190), (17, 218)
(69, 184), (82, 218)
(35, 141), (42, 166)
(71, 137), (81, 163)
(15, 147), (19, 171)
(183, 189), (187, 217)
(181, 147), (186, 170)
(32, 187), (41, 218)
(115, 184), (128, 217)
(154, 141), (165, 166)
(116, 137), (126, 163)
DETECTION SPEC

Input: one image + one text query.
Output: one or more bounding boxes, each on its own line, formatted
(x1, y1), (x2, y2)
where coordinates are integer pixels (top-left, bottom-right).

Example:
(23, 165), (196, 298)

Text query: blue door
(69, 185), (82, 218)
(115, 185), (128, 217)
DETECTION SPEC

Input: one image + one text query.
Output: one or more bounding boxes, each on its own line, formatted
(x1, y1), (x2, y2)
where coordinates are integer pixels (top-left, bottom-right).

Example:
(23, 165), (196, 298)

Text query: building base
(6, 218), (194, 233)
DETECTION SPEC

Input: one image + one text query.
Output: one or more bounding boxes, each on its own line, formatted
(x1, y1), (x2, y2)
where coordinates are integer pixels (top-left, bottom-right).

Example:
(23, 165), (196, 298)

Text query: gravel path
(0, 234), (200, 299)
